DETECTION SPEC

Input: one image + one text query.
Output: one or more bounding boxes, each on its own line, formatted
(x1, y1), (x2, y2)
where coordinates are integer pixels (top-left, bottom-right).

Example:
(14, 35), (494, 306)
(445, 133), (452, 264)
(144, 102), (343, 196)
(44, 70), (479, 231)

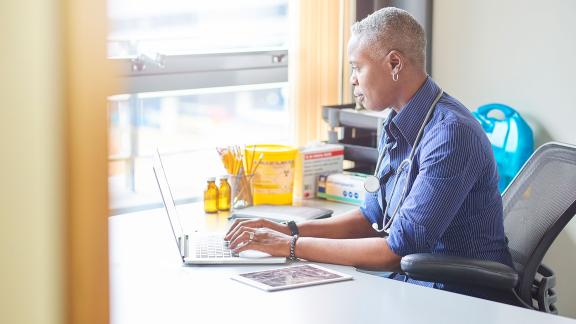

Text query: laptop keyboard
(192, 235), (239, 258)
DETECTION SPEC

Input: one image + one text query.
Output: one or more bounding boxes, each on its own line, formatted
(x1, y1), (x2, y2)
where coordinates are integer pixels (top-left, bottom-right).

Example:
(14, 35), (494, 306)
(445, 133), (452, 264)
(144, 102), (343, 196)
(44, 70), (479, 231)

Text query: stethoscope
(364, 89), (444, 233)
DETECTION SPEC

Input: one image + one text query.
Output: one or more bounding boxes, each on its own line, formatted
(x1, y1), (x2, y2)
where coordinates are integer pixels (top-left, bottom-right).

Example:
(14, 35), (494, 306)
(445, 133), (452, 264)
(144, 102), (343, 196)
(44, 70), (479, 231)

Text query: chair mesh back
(502, 143), (576, 282)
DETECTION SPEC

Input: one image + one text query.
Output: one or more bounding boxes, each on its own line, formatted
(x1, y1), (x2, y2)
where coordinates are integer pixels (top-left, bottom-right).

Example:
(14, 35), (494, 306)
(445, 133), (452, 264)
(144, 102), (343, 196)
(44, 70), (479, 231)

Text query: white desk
(109, 201), (575, 324)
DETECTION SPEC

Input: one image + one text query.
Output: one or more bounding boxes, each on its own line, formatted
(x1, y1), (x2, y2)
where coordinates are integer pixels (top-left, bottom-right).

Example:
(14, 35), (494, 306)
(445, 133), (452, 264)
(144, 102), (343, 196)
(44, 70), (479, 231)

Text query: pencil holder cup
(230, 174), (254, 209)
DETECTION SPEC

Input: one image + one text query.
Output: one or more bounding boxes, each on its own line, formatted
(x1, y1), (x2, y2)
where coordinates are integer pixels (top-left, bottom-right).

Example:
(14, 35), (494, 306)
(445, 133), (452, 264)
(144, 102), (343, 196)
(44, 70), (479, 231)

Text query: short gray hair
(351, 7), (426, 69)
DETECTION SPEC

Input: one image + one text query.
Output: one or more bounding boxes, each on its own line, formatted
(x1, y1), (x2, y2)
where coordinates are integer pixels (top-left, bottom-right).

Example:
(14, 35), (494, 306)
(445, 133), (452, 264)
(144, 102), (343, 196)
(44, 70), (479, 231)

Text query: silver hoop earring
(392, 72), (399, 82)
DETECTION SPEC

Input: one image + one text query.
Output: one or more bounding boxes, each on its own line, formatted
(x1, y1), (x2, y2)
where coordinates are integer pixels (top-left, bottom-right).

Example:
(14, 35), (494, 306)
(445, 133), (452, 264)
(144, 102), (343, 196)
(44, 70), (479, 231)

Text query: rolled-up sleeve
(360, 191), (381, 225)
(386, 123), (487, 256)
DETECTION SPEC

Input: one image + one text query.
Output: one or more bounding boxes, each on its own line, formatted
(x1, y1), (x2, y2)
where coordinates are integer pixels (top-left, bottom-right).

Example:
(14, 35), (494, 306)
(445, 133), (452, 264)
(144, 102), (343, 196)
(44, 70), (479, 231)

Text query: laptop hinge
(182, 235), (189, 258)
(177, 235), (190, 259)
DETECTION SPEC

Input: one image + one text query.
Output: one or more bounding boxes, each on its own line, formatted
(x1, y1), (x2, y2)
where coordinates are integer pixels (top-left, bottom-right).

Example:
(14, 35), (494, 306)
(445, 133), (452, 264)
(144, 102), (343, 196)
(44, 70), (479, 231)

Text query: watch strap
(285, 220), (299, 236)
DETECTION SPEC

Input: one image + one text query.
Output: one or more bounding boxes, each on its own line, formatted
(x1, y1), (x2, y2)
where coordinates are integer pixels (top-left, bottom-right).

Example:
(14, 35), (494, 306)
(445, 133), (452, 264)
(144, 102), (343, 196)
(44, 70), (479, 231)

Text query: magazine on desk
(231, 264), (353, 291)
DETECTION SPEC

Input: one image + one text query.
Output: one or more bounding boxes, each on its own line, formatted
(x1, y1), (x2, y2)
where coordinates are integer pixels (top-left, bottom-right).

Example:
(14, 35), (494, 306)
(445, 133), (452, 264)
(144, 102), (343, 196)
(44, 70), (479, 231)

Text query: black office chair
(400, 142), (576, 313)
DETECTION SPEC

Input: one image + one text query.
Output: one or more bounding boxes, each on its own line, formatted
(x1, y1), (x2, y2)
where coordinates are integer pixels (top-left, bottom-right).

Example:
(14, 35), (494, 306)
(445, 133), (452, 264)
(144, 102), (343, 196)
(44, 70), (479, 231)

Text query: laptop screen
(152, 150), (186, 258)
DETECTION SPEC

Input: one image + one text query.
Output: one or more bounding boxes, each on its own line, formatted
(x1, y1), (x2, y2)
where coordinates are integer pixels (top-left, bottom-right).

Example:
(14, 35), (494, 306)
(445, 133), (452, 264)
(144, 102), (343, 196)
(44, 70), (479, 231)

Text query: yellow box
(246, 144), (297, 205)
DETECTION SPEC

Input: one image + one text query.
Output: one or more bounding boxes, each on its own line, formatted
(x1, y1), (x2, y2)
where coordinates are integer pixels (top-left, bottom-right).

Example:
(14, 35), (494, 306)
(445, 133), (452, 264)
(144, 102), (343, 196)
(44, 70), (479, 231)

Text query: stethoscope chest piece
(364, 175), (381, 193)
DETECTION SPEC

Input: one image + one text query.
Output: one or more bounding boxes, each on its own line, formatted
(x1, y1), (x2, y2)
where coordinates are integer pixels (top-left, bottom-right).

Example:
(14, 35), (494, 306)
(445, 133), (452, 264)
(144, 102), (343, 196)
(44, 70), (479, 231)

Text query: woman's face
(348, 35), (397, 111)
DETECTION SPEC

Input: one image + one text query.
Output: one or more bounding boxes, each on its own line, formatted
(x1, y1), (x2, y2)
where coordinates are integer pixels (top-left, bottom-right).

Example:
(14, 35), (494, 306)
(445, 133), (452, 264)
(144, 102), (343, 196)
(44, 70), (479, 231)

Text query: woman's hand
(224, 218), (289, 241)
(227, 226), (293, 257)
(225, 218), (291, 256)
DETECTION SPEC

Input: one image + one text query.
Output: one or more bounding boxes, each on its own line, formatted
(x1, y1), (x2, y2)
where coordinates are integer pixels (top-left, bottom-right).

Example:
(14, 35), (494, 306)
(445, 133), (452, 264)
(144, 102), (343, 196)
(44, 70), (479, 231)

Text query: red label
(304, 150), (344, 160)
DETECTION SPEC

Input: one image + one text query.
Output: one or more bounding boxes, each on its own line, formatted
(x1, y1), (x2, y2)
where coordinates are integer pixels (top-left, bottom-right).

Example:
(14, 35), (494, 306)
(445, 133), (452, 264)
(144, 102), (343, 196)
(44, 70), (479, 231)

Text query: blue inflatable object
(472, 104), (534, 192)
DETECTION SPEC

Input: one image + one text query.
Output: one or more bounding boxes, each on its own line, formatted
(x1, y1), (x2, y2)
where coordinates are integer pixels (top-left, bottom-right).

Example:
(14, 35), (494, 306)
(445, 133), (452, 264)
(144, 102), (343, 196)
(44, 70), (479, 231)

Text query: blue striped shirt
(360, 77), (513, 288)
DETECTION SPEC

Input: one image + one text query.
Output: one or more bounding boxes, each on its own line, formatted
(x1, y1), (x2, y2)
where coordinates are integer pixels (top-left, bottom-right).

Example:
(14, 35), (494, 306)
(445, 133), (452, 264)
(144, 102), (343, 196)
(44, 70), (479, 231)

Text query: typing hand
(224, 218), (288, 241)
(227, 227), (292, 257)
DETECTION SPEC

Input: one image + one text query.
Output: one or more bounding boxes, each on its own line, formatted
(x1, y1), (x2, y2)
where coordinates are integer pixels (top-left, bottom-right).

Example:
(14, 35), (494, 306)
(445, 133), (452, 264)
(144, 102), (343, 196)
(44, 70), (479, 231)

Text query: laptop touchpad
(239, 250), (271, 258)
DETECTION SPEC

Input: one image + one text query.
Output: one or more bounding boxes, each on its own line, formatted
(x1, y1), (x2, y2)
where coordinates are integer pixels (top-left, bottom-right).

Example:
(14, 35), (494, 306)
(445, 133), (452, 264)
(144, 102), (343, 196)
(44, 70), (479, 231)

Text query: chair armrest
(400, 253), (518, 290)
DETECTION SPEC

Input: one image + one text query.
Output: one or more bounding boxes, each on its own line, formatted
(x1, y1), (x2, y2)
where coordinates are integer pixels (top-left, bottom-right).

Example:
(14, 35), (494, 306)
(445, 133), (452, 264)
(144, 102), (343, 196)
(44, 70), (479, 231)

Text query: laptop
(152, 150), (287, 265)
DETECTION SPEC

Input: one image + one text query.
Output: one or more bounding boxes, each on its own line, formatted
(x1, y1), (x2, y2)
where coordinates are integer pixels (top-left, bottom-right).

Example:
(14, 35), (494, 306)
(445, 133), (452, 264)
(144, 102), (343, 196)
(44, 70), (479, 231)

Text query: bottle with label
(218, 176), (231, 211)
(203, 177), (219, 213)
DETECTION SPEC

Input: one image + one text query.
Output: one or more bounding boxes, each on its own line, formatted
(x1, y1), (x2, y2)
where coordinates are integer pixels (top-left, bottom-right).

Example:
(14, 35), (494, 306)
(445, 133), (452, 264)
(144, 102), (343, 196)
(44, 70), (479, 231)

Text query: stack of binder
(322, 103), (390, 174)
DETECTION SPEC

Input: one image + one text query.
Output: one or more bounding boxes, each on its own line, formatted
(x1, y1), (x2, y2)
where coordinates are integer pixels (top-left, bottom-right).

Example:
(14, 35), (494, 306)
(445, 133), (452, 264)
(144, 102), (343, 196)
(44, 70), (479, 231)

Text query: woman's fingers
(224, 219), (292, 256)
(231, 234), (259, 253)
(224, 218), (246, 239)
(229, 227), (291, 257)
(224, 218), (267, 241)
(229, 228), (263, 250)
(225, 219), (254, 240)
(227, 225), (248, 244)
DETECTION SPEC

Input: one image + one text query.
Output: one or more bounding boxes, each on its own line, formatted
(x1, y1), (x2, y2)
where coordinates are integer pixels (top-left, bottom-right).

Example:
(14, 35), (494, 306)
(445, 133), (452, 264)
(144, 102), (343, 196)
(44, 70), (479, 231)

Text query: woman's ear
(387, 50), (403, 74)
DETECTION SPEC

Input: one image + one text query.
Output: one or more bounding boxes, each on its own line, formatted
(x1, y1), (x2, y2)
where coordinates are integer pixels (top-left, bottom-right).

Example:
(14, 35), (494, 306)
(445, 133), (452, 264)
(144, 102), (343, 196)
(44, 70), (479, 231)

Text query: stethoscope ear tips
(372, 222), (388, 233)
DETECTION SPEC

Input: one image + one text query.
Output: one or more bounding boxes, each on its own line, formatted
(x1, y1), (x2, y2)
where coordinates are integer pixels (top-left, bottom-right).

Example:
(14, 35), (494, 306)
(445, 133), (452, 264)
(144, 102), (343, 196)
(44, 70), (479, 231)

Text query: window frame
(113, 49), (288, 94)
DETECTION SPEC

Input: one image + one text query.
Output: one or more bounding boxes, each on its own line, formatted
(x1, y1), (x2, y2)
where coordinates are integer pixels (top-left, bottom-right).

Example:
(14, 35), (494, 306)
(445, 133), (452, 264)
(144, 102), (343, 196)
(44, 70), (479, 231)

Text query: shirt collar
(391, 76), (442, 147)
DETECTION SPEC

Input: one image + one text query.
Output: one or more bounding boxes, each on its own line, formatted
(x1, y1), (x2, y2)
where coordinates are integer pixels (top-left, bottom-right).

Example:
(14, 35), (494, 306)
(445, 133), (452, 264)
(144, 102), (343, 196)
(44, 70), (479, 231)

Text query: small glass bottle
(203, 177), (219, 213)
(218, 176), (231, 211)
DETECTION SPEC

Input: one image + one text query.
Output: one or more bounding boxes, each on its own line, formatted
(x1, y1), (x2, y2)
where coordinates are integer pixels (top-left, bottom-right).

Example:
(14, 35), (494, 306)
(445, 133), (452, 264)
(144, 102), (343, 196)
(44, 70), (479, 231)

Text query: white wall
(0, 1), (64, 323)
(433, 0), (576, 317)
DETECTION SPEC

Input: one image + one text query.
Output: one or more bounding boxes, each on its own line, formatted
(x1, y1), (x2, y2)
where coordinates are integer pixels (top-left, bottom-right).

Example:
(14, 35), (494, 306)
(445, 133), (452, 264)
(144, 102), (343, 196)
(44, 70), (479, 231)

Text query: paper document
(229, 205), (332, 223)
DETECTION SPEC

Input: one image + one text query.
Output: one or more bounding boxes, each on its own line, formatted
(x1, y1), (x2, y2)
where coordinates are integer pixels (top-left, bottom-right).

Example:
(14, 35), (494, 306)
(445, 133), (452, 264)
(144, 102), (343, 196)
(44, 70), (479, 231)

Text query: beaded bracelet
(289, 235), (299, 261)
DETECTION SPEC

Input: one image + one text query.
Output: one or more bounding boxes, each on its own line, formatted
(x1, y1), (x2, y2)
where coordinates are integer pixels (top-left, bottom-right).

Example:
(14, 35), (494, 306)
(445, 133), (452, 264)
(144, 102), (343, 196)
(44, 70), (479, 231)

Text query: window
(107, 0), (291, 213)
(107, 0), (289, 57)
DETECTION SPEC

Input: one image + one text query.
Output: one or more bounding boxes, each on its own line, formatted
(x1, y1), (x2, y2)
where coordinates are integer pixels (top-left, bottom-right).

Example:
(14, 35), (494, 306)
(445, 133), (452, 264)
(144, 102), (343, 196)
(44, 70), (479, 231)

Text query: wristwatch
(284, 220), (299, 236)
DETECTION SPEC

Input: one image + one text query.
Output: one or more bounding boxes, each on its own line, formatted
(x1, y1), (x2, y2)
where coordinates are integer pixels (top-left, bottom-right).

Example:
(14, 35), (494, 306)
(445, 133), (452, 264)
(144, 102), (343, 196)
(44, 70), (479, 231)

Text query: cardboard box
(293, 144), (344, 200)
(317, 173), (367, 206)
